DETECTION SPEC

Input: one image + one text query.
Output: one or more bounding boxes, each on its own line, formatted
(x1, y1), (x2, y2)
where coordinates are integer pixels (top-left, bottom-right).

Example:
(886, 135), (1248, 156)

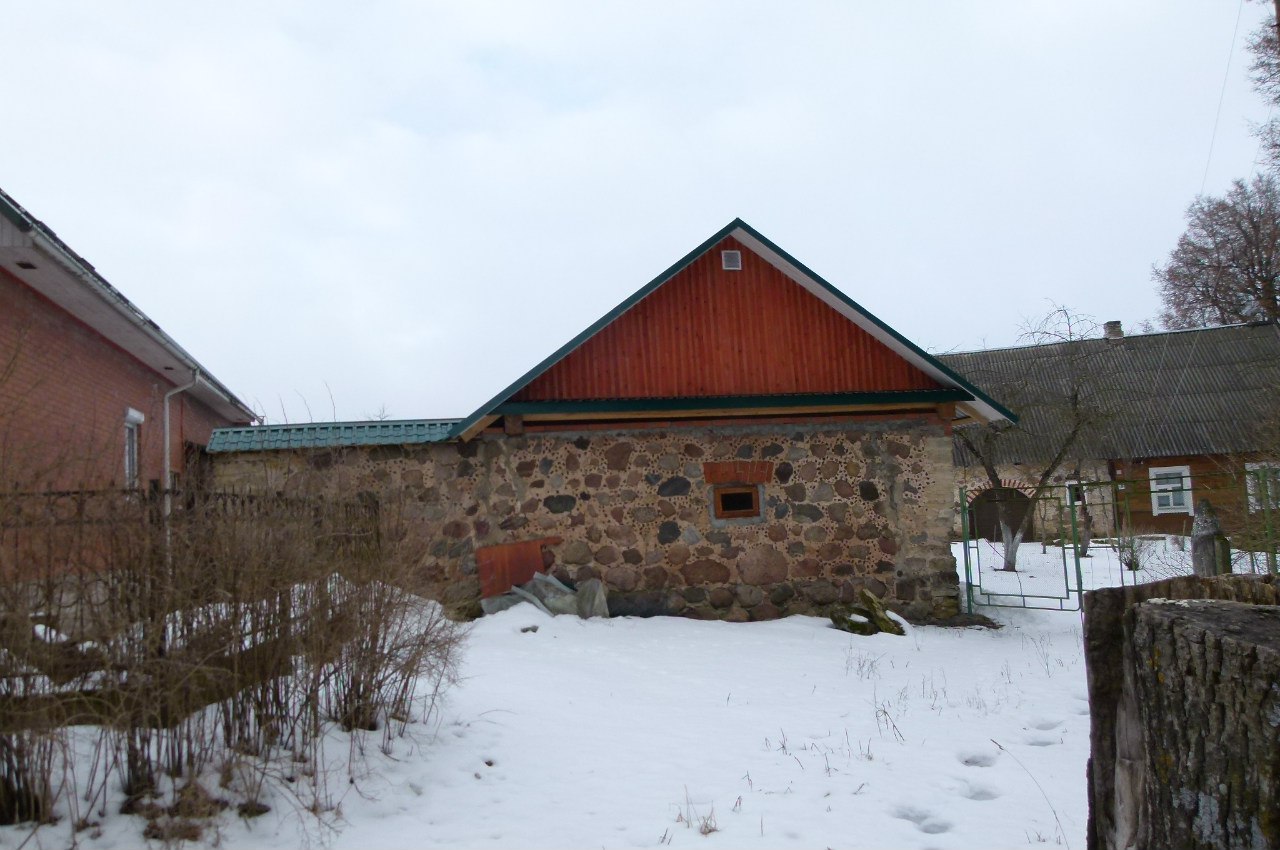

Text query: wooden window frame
(713, 484), (761, 520)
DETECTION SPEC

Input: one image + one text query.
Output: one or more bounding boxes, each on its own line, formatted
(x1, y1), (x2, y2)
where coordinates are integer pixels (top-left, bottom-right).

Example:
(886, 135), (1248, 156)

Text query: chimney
(1103, 320), (1123, 340)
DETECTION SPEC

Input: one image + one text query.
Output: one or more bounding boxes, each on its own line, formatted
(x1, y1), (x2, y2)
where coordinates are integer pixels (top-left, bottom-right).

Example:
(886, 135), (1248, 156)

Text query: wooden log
(1128, 600), (1280, 848)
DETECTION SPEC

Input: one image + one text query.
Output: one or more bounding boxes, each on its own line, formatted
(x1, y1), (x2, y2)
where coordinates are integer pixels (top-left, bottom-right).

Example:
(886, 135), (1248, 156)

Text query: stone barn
(208, 219), (1012, 621)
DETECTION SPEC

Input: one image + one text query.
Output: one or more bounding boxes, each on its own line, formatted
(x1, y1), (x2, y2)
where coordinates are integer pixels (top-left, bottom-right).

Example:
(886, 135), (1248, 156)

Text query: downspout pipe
(163, 370), (202, 518)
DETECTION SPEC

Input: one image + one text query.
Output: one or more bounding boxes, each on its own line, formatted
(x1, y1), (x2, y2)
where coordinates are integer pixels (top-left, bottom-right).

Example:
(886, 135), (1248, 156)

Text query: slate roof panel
(939, 322), (1280, 464)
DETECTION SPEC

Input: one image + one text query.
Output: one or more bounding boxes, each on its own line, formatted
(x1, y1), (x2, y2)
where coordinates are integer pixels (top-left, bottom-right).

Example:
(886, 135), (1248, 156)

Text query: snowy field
(8, 540), (1218, 850)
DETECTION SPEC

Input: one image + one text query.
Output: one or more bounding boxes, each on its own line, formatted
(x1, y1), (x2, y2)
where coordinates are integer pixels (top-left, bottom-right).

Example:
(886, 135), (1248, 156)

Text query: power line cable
(1202, 0), (1248, 195)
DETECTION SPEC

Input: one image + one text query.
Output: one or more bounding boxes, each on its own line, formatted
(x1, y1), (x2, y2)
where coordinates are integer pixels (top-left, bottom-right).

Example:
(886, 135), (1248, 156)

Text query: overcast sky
(1, 2), (1272, 424)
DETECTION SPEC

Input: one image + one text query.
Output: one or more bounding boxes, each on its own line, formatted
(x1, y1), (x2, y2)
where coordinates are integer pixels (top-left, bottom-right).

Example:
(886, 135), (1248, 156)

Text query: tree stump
(1084, 575), (1280, 850)
(1125, 600), (1280, 848)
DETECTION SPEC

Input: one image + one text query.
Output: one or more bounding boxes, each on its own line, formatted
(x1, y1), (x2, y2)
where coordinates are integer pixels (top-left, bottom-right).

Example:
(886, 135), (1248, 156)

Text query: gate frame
(959, 470), (1279, 614)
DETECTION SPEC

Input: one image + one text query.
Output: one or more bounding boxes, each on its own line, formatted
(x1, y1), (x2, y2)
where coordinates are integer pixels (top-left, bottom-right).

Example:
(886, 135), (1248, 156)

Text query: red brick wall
(0, 267), (234, 490)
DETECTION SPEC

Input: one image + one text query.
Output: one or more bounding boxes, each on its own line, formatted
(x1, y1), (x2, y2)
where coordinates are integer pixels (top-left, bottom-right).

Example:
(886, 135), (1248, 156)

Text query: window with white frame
(1149, 465), (1192, 515)
(1245, 462), (1280, 513)
(124, 408), (145, 489)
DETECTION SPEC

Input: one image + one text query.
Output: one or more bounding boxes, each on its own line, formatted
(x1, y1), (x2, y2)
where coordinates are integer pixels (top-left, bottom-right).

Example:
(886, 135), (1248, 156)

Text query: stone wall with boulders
(211, 419), (960, 621)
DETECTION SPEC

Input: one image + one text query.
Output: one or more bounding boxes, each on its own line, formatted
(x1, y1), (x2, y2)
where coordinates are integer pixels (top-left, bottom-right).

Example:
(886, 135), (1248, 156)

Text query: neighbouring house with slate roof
(940, 321), (1280, 540)
(0, 187), (254, 492)
(208, 220), (1012, 621)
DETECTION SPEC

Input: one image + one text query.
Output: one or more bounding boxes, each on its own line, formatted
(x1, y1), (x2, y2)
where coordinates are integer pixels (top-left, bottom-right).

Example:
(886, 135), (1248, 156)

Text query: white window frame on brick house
(1245, 462), (1280, 513)
(1149, 465), (1192, 516)
(124, 408), (145, 489)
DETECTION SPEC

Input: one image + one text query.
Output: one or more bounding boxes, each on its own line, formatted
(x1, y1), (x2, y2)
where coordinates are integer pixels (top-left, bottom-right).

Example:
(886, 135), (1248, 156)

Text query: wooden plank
(457, 414), (499, 442)
(512, 235), (946, 402)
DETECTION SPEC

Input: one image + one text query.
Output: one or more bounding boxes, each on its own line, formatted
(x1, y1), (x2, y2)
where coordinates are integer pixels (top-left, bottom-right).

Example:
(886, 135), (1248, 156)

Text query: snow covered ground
(11, 540), (1217, 850)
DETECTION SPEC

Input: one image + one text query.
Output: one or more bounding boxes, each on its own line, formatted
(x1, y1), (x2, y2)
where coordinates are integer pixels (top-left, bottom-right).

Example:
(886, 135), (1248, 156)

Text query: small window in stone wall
(713, 484), (761, 520)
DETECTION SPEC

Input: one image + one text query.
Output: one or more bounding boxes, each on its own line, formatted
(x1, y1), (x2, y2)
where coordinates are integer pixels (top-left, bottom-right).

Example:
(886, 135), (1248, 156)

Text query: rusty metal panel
(476, 536), (562, 598)
(513, 236), (943, 402)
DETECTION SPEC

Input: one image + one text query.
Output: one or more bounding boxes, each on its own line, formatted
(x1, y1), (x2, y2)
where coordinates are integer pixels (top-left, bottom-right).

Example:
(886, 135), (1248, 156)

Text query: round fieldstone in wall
(543, 495), (577, 514)
(604, 442), (634, 471)
(561, 540), (593, 564)
(739, 545), (787, 585)
(657, 476), (691, 497)
(682, 559), (730, 584)
(657, 521), (681, 545)
(792, 504), (823, 523)
(708, 587), (735, 608)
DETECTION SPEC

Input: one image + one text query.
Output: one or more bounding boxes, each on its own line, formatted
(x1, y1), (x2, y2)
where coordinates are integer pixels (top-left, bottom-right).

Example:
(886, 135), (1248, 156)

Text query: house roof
(0, 187), (255, 424)
(208, 419), (458, 452)
(939, 322), (1280, 463)
(207, 218), (1014, 454)
(449, 218), (1014, 439)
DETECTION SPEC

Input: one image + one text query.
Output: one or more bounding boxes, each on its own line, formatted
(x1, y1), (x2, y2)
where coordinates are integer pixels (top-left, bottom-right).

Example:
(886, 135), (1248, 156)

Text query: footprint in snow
(892, 806), (952, 834)
(1025, 735), (1061, 747)
(955, 780), (1001, 801)
(956, 748), (998, 767)
(1028, 718), (1064, 731)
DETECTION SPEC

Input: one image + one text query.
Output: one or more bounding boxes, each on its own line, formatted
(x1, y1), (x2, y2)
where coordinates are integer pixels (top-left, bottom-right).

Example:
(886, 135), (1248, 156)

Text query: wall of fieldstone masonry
(211, 419), (960, 621)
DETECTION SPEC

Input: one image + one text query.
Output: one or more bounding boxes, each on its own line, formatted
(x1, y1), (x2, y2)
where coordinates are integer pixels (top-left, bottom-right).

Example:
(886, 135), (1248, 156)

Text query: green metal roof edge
(448, 219), (748, 438)
(449, 218), (1016, 439)
(729, 220), (1018, 424)
(209, 418), (460, 452)
(496, 389), (970, 415)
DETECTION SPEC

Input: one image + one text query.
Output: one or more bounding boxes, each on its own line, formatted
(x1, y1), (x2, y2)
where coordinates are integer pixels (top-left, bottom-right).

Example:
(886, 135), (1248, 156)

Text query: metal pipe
(163, 369), (201, 517)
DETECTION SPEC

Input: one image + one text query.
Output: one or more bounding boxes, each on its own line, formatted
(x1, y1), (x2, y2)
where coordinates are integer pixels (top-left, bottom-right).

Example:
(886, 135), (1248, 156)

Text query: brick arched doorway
(968, 487), (1034, 542)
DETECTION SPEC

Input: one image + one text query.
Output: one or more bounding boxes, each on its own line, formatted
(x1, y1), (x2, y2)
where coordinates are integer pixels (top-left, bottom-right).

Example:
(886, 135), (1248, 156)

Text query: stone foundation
(212, 420), (960, 621)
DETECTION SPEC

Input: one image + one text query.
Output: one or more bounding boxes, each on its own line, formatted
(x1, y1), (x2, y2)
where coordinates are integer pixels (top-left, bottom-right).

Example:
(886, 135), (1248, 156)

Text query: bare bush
(0, 486), (466, 842)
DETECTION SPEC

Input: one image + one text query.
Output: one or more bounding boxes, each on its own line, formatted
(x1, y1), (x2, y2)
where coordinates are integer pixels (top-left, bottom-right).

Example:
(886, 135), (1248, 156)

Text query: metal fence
(959, 467), (1278, 613)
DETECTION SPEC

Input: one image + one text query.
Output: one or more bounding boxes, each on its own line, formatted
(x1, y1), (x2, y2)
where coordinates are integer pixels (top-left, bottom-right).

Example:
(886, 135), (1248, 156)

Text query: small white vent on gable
(722, 250), (742, 271)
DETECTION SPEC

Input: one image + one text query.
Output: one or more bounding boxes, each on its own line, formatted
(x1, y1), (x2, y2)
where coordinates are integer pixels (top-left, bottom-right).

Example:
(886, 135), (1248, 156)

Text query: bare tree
(1249, 6), (1280, 171)
(948, 308), (1124, 571)
(1153, 175), (1280, 329)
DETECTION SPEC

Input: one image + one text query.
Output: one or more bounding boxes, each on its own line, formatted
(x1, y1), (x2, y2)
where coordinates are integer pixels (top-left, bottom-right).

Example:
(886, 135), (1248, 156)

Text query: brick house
(0, 188), (255, 491)
(208, 220), (1011, 620)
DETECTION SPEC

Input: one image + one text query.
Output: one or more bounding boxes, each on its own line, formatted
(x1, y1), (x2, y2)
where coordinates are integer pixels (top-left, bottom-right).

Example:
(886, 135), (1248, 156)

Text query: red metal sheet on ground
(477, 537), (562, 598)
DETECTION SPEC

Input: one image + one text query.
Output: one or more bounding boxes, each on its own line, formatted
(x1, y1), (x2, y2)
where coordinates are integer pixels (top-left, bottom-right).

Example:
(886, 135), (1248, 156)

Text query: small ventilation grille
(721, 250), (742, 271)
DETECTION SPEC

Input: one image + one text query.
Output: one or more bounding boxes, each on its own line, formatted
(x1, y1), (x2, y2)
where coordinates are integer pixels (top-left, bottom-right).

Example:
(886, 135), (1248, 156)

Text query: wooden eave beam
(456, 414), (500, 442)
(513, 402), (941, 423)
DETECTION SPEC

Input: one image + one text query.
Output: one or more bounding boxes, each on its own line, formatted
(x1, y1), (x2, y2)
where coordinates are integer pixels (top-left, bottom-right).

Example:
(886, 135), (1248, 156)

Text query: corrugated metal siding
(514, 236), (944, 402)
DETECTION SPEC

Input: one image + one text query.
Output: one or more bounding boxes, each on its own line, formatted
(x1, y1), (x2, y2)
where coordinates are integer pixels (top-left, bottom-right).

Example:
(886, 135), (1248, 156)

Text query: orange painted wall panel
(514, 236), (943, 401)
